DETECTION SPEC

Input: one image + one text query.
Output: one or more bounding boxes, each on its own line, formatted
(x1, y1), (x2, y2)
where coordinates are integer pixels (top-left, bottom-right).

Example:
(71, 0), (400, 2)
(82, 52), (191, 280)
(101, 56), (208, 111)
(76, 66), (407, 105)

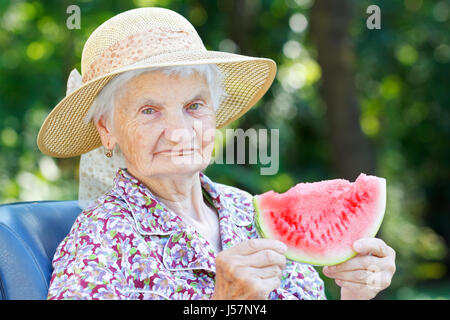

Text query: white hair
(84, 64), (227, 129)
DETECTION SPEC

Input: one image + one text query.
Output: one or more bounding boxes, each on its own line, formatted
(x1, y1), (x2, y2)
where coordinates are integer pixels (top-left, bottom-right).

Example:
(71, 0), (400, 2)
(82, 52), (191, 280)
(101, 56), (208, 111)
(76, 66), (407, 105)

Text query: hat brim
(37, 50), (277, 158)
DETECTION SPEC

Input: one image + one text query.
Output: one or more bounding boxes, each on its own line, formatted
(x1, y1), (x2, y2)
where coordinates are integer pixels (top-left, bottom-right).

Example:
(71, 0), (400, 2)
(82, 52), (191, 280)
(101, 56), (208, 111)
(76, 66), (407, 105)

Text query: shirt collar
(111, 168), (253, 236)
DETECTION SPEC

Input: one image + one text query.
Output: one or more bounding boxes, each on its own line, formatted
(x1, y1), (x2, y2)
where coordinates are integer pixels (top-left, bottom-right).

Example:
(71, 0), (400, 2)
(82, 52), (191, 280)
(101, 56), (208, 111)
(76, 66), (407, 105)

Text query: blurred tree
(310, 0), (376, 180)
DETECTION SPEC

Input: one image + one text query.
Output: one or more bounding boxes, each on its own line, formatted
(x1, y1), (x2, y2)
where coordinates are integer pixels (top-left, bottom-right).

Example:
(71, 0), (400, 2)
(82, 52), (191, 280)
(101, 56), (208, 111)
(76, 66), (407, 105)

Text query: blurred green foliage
(0, 0), (448, 299)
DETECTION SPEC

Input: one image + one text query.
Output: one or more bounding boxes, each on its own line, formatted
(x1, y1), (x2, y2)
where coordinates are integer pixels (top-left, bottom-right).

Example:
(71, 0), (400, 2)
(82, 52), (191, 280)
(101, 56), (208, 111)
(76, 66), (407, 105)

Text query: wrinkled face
(98, 70), (216, 179)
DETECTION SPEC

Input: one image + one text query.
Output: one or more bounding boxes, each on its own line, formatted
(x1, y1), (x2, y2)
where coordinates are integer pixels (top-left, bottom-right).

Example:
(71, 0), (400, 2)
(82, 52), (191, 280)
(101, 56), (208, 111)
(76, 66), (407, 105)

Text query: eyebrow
(184, 88), (210, 105)
(140, 87), (210, 107)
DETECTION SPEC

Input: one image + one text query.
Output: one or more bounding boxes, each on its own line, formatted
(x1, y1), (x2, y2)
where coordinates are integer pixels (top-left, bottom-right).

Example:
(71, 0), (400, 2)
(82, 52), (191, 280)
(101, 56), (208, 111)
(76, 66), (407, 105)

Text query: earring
(105, 148), (113, 158)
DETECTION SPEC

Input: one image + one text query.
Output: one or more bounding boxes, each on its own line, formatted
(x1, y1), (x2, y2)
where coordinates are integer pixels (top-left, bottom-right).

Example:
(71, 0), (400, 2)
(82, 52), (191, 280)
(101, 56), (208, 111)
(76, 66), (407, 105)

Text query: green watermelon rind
(253, 177), (386, 267)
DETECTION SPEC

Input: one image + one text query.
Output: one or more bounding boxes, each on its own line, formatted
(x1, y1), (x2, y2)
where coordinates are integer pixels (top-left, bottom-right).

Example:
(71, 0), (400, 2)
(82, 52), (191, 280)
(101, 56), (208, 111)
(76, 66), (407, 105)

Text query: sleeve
(269, 260), (327, 300)
(47, 212), (133, 300)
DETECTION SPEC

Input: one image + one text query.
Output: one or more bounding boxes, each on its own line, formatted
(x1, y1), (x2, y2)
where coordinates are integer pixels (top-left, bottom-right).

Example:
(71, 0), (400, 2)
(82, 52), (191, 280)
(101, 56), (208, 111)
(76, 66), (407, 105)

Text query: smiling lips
(155, 148), (198, 156)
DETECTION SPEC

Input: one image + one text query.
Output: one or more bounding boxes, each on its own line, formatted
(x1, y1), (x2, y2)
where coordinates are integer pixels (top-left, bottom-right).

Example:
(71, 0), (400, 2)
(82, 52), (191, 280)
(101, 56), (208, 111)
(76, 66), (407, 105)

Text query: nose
(163, 110), (196, 146)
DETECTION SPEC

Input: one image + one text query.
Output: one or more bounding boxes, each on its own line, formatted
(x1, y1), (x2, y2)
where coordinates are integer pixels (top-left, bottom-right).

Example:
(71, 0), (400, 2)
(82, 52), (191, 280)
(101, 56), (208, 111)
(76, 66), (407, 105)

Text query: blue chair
(0, 200), (81, 300)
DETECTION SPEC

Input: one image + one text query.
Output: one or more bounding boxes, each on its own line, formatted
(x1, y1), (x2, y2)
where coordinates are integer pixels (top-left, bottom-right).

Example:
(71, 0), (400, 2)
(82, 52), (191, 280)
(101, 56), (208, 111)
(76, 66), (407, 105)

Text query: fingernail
(354, 241), (362, 251)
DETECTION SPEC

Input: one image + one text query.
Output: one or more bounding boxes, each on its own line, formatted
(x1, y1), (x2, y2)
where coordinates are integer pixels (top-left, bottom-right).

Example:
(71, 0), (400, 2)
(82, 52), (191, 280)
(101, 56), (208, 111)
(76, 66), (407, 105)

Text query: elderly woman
(38, 8), (395, 300)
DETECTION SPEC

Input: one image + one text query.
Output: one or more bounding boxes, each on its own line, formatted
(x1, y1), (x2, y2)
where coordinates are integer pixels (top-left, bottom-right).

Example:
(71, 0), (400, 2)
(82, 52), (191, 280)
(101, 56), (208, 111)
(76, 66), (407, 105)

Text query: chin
(147, 159), (209, 177)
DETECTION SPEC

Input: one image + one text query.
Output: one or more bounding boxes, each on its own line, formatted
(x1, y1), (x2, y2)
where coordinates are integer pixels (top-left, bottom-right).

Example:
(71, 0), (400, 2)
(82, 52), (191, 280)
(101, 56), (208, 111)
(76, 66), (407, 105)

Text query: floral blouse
(47, 168), (326, 300)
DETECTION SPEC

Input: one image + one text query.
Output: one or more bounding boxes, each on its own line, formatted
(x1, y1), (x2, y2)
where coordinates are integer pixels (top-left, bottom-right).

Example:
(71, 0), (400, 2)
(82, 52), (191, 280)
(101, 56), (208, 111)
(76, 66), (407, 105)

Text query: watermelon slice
(253, 173), (386, 266)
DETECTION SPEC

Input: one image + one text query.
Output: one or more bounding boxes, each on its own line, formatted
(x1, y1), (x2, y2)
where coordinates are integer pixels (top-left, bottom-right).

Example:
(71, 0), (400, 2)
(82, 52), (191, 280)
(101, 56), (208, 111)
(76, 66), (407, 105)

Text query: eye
(188, 103), (201, 111)
(141, 107), (156, 115)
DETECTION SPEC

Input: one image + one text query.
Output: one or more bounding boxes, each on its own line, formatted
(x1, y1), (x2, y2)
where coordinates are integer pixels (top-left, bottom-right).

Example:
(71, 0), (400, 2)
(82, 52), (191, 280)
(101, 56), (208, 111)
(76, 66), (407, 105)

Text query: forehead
(123, 69), (209, 96)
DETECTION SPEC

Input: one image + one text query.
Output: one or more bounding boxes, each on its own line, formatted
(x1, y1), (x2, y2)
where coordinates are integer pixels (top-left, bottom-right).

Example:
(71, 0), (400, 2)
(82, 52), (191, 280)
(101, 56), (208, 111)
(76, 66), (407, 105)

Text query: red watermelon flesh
(253, 173), (386, 266)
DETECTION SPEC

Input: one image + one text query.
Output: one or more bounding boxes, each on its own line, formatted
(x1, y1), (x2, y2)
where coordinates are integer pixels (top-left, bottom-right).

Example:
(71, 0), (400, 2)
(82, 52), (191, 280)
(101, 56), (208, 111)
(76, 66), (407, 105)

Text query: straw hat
(37, 7), (276, 158)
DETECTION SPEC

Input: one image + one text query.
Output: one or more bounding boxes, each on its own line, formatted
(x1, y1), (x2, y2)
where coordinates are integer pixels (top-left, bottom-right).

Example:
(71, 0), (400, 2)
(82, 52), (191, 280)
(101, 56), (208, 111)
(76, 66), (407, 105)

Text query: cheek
(199, 123), (216, 156)
(117, 122), (158, 160)
(193, 115), (215, 147)
(201, 128), (215, 148)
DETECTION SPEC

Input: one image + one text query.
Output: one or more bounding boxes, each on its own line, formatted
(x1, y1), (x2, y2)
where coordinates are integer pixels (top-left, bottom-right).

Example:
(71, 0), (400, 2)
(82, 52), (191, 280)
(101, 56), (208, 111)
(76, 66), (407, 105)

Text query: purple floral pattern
(47, 168), (326, 300)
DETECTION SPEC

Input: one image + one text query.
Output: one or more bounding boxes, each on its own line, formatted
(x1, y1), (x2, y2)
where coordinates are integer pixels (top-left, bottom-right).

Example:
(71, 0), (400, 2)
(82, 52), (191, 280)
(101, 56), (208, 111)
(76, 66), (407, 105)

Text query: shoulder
(48, 193), (137, 299)
(77, 194), (133, 235)
(214, 182), (255, 226)
(56, 193), (135, 258)
(50, 193), (138, 278)
(216, 182), (254, 203)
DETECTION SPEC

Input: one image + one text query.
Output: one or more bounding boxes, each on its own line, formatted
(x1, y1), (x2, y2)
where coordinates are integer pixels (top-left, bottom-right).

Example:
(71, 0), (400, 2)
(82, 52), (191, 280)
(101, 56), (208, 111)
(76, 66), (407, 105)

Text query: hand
(323, 238), (396, 300)
(212, 238), (287, 300)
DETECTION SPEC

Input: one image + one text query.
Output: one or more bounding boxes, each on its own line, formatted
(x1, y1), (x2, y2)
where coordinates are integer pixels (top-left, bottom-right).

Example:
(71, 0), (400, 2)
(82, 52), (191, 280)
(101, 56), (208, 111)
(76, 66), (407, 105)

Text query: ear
(94, 115), (117, 150)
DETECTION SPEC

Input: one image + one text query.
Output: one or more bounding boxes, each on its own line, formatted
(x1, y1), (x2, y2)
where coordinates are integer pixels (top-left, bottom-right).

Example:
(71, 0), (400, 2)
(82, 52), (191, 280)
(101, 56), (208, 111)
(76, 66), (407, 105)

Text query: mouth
(155, 148), (198, 156)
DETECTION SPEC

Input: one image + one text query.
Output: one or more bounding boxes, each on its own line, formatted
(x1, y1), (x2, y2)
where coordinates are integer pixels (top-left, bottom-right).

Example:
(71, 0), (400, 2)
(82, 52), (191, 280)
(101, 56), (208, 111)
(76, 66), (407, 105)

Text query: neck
(126, 167), (208, 223)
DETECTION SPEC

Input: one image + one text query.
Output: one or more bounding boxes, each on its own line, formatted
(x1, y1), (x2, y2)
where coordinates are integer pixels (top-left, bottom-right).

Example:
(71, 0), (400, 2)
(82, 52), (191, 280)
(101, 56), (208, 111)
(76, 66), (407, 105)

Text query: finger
(383, 255), (397, 275)
(244, 249), (287, 269)
(335, 270), (391, 289)
(324, 255), (378, 273)
(260, 276), (282, 296)
(253, 265), (283, 279)
(235, 239), (288, 256)
(237, 269), (282, 299)
(336, 280), (380, 300)
(353, 238), (391, 258)
(324, 269), (375, 284)
(325, 255), (396, 284)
